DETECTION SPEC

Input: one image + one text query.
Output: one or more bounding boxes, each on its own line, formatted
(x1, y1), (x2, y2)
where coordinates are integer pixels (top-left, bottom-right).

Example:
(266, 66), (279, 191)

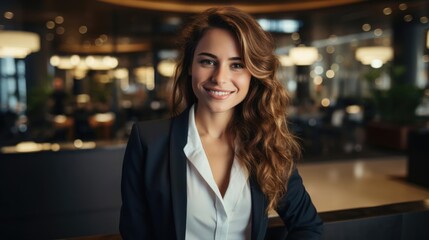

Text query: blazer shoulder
(133, 118), (171, 143)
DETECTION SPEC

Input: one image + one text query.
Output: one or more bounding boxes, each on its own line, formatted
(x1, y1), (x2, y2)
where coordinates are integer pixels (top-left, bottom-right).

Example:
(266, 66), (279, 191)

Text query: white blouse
(183, 105), (252, 240)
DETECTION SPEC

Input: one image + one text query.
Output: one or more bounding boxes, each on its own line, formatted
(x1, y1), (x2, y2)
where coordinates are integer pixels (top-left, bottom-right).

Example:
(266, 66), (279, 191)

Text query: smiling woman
(119, 6), (322, 240)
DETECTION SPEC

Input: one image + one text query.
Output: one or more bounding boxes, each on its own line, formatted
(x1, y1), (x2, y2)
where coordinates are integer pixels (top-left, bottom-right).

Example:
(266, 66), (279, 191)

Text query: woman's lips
(204, 88), (234, 99)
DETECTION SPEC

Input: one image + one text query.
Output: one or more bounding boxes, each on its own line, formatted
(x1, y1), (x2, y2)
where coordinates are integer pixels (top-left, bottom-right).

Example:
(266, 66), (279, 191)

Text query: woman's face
(191, 27), (251, 115)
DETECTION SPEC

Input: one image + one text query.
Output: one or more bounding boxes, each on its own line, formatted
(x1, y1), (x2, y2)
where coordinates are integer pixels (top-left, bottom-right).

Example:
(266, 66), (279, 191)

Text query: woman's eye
(200, 59), (216, 66)
(231, 63), (244, 69)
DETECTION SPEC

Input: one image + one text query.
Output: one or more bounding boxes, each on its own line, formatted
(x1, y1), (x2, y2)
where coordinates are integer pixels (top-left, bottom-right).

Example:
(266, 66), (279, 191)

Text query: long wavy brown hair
(171, 7), (301, 211)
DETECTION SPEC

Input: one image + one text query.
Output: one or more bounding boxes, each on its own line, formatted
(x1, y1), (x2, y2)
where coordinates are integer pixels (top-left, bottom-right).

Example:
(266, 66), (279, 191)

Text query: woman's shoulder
(135, 118), (171, 129)
(130, 108), (189, 144)
(132, 118), (172, 140)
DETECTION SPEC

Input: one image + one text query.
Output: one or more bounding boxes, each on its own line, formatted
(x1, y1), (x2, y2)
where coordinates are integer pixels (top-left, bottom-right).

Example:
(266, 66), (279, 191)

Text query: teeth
(209, 90), (231, 96)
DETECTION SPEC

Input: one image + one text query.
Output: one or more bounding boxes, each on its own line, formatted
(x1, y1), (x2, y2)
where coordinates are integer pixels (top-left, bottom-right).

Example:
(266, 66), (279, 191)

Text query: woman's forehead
(194, 28), (242, 58)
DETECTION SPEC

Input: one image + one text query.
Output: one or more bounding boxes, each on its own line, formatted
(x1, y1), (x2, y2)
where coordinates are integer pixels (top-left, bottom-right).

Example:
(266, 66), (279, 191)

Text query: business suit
(120, 107), (323, 240)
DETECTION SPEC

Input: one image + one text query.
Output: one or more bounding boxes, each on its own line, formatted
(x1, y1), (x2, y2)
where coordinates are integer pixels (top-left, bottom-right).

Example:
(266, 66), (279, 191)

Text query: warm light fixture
(0, 31), (40, 58)
(93, 112), (115, 123)
(134, 66), (155, 90)
(50, 55), (118, 70)
(278, 55), (294, 67)
(157, 59), (176, 77)
(289, 46), (318, 66)
(355, 46), (393, 68)
(85, 55), (118, 70)
(258, 19), (301, 33)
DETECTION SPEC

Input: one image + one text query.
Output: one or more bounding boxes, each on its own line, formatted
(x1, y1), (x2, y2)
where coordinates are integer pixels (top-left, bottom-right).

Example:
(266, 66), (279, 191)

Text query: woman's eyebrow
(197, 52), (242, 61)
(197, 52), (217, 59)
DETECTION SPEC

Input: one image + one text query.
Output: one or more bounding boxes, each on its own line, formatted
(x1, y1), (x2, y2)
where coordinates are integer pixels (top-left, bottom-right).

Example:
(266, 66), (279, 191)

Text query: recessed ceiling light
(4, 11), (14, 19)
(55, 16), (64, 24)
(404, 14), (413, 22)
(398, 3), (408, 11)
(383, 7), (392, 15)
(46, 21), (55, 29)
(79, 26), (88, 34)
(373, 28), (383, 37)
(362, 23), (371, 32)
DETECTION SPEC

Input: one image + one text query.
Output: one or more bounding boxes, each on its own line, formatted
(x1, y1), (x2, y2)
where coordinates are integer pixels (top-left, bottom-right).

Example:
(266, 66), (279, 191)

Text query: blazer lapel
(250, 176), (269, 240)
(169, 108), (190, 240)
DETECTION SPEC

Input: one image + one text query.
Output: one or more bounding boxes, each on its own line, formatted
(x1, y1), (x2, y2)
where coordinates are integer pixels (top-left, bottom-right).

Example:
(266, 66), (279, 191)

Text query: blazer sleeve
(275, 169), (323, 240)
(119, 123), (152, 239)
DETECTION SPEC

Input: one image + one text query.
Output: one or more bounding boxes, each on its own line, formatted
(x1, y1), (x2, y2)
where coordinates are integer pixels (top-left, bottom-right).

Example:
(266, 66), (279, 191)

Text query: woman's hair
(171, 7), (301, 211)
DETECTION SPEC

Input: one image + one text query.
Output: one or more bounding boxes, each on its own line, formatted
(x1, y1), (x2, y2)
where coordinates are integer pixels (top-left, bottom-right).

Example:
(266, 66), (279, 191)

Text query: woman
(120, 7), (323, 240)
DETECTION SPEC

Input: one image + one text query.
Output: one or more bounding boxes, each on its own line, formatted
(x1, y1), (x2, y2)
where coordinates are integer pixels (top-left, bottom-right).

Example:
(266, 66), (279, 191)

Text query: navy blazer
(120, 108), (323, 240)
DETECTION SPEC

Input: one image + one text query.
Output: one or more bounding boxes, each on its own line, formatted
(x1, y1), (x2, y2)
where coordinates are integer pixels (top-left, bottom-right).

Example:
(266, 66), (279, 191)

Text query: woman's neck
(194, 105), (233, 140)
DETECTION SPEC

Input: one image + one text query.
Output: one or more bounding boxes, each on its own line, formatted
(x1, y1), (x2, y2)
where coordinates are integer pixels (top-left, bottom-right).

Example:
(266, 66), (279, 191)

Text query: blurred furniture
(53, 115), (74, 140)
(0, 144), (125, 239)
(267, 199), (429, 240)
(407, 128), (429, 189)
(366, 121), (411, 150)
(89, 113), (115, 140)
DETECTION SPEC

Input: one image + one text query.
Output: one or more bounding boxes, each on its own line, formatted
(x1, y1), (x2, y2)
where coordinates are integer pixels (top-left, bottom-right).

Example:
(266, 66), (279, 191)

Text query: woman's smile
(204, 87), (235, 99)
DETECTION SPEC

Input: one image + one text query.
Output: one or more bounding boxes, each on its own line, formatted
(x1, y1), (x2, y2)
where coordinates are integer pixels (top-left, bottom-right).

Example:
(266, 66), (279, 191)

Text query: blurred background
(0, 0), (428, 159)
(1, 1), (429, 239)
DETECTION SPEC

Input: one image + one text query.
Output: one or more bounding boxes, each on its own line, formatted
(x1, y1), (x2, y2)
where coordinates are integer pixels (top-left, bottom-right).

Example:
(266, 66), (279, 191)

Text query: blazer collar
(168, 107), (268, 240)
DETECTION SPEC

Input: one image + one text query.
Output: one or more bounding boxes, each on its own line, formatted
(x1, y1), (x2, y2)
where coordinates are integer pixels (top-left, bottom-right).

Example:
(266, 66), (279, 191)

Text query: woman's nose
(211, 64), (229, 85)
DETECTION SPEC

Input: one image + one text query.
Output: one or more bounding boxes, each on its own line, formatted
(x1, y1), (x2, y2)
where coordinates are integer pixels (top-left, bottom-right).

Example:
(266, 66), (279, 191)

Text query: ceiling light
(86, 55), (118, 70)
(55, 16), (64, 24)
(398, 3), (407, 11)
(278, 55), (294, 67)
(258, 19), (301, 33)
(50, 55), (118, 70)
(79, 26), (88, 34)
(326, 70), (335, 78)
(314, 66), (324, 75)
(4, 11), (14, 19)
(362, 23), (371, 32)
(0, 31), (40, 58)
(313, 76), (323, 85)
(321, 98), (330, 107)
(157, 59), (176, 77)
(355, 46), (393, 68)
(383, 7), (392, 15)
(46, 21), (55, 29)
(404, 14), (413, 22)
(373, 28), (383, 37)
(134, 66), (155, 90)
(291, 32), (300, 41)
(289, 46), (318, 66)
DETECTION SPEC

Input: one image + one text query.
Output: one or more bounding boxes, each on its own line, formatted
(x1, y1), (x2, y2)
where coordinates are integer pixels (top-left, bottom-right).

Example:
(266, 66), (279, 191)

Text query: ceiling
(0, 0), (428, 55)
